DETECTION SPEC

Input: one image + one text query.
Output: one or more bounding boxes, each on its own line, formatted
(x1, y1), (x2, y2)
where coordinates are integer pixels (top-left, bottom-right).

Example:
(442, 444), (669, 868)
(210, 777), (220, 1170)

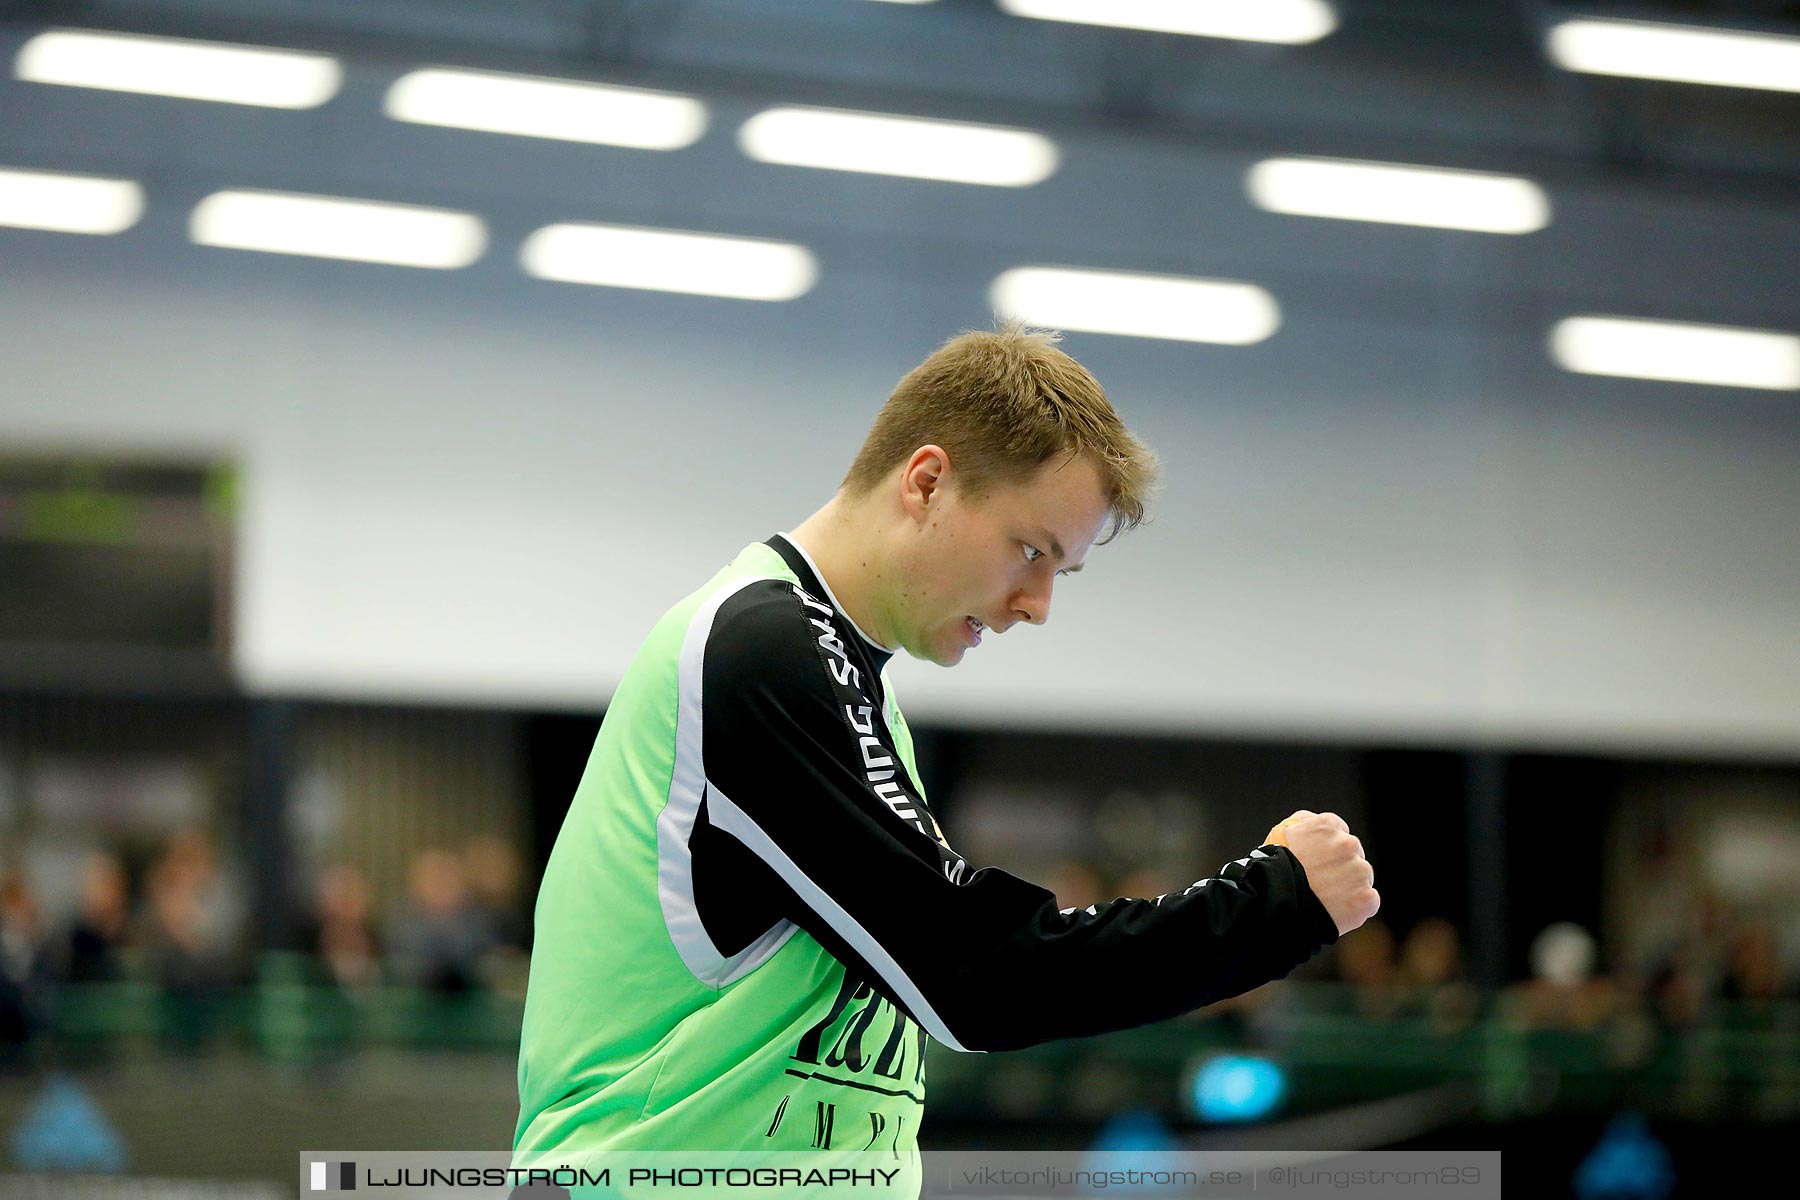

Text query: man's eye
(1023, 544), (1043, 563)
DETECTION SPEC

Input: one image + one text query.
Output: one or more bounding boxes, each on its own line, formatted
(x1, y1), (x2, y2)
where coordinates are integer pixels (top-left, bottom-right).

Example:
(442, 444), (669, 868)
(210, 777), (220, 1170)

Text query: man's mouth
(964, 616), (985, 646)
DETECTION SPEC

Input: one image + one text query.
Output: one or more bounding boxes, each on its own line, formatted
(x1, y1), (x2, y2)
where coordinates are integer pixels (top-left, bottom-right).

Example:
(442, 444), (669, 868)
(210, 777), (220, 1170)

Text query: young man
(513, 324), (1378, 1185)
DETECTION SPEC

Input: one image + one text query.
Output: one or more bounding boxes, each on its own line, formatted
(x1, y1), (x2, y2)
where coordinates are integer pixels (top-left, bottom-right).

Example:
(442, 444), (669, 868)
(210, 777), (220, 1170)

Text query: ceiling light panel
(991, 267), (1281, 345)
(1547, 17), (1800, 94)
(0, 166), (144, 235)
(1549, 316), (1800, 391)
(385, 69), (706, 150)
(1247, 157), (1551, 234)
(190, 190), (486, 269)
(521, 223), (818, 301)
(739, 106), (1058, 187)
(997, 0), (1336, 45)
(15, 29), (341, 108)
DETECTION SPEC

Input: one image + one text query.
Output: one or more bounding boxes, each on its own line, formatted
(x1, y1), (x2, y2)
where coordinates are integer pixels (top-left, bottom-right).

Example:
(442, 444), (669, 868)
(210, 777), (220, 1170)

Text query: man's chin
(903, 641), (964, 668)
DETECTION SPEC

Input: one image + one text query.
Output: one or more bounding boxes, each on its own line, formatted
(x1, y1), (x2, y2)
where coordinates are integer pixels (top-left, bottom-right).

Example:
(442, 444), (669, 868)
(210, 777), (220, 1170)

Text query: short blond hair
(842, 322), (1159, 543)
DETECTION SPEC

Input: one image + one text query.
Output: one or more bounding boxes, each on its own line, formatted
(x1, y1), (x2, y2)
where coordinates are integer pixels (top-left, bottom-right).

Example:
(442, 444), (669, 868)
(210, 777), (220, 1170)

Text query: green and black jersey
(514, 533), (1339, 1175)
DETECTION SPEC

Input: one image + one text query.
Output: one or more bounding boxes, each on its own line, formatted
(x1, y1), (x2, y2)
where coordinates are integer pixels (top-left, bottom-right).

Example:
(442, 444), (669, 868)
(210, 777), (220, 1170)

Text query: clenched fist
(1264, 810), (1379, 936)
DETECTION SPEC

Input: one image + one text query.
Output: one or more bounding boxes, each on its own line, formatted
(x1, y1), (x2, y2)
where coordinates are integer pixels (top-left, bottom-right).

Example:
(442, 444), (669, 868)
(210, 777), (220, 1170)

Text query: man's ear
(900, 445), (949, 521)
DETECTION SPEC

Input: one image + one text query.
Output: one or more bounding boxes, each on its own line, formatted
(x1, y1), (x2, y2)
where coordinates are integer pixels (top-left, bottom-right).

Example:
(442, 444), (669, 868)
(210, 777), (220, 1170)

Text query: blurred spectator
(1041, 859), (1106, 913)
(1779, 905), (1800, 999)
(463, 834), (532, 996)
(1642, 893), (1734, 1027)
(139, 829), (240, 986)
(308, 863), (381, 991)
(385, 848), (495, 994)
(62, 850), (130, 983)
(1398, 917), (1460, 987)
(1510, 922), (1617, 1030)
(1334, 917), (1403, 1020)
(1619, 830), (1692, 994)
(1644, 944), (1708, 1028)
(139, 828), (243, 1050)
(1395, 917), (1479, 1031)
(1719, 912), (1783, 1007)
(463, 834), (530, 952)
(1112, 865), (1168, 905)
(1, 868), (51, 1063)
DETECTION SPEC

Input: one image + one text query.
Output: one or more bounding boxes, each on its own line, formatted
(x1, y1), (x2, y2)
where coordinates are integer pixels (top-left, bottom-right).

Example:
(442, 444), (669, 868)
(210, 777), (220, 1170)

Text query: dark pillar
(1466, 751), (1508, 989)
(245, 698), (297, 953)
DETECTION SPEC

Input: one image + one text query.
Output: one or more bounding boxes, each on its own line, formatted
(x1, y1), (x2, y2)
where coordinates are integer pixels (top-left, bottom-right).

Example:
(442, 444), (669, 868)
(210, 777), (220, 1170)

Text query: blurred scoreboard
(0, 453), (235, 668)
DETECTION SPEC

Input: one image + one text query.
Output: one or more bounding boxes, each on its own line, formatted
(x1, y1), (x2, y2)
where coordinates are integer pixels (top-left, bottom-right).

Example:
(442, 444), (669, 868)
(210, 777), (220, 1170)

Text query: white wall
(3, 25), (1798, 755)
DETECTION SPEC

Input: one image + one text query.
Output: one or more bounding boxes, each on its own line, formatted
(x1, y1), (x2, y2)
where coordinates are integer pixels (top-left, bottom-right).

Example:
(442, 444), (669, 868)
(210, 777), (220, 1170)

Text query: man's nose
(1012, 580), (1052, 626)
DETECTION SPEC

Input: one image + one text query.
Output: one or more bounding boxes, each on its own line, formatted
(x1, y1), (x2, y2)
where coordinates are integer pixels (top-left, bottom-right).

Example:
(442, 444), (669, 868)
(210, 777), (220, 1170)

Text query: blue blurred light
(1190, 1054), (1286, 1123)
(1574, 1112), (1675, 1200)
(1083, 1110), (1184, 1196)
(8, 1074), (127, 1173)
(1088, 1107), (1179, 1154)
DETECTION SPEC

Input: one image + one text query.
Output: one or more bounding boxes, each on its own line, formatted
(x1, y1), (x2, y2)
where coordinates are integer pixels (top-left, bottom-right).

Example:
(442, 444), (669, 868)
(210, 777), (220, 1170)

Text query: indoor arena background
(2, 1), (1798, 1197)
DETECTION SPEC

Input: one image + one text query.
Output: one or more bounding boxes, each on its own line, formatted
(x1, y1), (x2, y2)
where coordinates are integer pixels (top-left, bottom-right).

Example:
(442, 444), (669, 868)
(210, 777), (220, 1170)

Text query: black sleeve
(698, 579), (1339, 1054)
